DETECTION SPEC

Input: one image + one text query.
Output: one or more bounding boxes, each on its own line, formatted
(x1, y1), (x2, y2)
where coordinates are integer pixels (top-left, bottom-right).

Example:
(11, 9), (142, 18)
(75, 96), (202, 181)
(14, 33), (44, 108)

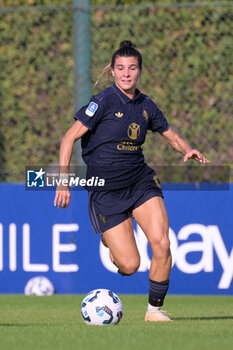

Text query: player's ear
(111, 68), (115, 77)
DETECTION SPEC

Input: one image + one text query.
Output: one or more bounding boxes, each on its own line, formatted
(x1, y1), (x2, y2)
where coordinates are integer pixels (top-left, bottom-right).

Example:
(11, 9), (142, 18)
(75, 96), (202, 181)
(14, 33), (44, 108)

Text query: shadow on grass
(1, 316), (233, 326)
(174, 316), (233, 321)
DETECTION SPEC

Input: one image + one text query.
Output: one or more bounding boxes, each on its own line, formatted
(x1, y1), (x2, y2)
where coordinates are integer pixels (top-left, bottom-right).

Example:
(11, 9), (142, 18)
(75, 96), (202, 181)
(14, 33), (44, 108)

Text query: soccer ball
(81, 289), (123, 326)
(24, 276), (55, 296)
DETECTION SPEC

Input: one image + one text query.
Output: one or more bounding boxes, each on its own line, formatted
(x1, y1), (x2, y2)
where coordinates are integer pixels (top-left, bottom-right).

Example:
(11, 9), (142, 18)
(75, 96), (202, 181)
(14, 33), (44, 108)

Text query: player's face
(111, 56), (141, 98)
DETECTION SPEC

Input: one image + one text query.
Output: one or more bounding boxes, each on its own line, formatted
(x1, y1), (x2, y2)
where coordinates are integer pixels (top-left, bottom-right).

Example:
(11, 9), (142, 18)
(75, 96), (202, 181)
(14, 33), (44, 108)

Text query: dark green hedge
(0, 0), (232, 182)
(92, 3), (233, 170)
(0, 1), (74, 181)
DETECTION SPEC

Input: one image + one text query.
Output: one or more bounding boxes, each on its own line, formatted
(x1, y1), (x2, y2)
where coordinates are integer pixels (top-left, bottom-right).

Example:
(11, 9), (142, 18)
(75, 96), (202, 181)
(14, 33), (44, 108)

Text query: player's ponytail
(95, 40), (142, 86)
(94, 63), (112, 86)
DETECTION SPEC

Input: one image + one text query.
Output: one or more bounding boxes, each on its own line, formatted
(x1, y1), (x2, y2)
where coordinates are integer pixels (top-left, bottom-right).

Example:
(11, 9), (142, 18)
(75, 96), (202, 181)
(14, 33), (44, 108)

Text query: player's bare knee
(160, 236), (171, 253)
(149, 233), (170, 255)
(120, 257), (140, 275)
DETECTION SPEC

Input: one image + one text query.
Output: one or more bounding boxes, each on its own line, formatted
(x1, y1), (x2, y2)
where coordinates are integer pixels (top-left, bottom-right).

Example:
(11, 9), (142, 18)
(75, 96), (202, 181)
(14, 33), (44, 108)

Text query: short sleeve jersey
(74, 84), (169, 190)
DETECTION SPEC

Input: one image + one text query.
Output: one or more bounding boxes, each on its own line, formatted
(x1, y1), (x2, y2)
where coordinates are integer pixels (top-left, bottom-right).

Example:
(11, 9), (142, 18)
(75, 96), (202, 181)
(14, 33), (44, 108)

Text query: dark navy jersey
(74, 84), (169, 190)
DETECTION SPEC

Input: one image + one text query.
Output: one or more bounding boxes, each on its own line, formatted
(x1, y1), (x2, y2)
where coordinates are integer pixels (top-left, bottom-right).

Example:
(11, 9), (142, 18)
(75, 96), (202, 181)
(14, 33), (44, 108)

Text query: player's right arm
(54, 120), (89, 209)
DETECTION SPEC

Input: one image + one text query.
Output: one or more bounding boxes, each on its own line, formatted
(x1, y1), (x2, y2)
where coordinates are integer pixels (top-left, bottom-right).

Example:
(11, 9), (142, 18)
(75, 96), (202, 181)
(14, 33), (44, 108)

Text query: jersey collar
(112, 84), (141, 104)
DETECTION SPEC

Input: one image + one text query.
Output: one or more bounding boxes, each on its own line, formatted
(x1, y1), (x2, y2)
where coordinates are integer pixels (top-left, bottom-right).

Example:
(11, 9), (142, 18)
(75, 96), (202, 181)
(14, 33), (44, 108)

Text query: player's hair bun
(119, 40), (134, 48)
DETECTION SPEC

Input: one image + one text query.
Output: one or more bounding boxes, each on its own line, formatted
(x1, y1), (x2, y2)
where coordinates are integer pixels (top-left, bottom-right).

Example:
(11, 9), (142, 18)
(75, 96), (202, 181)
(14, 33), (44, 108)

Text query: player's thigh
(102, 217), (140, 263)
(132, 196), (169, 245)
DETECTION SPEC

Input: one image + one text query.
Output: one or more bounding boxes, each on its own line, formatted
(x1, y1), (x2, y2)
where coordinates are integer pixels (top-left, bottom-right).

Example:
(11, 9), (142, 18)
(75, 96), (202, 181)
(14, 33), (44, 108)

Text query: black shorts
(88, 172), (163, 234)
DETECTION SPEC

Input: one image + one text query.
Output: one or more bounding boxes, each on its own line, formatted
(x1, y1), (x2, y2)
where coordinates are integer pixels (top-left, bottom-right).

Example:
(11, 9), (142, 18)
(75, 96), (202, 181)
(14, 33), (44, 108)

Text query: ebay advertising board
(0, 184), (232, 295)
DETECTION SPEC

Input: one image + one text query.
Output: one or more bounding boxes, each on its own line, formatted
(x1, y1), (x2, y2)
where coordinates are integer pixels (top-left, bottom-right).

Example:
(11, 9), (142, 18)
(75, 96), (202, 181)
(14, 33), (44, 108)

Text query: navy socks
(148, 279), (169, 307)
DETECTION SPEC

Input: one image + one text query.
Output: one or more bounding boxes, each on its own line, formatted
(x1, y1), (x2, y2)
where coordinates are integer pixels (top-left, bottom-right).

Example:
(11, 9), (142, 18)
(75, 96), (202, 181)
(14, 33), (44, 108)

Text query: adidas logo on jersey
(115, 112), (124, 118)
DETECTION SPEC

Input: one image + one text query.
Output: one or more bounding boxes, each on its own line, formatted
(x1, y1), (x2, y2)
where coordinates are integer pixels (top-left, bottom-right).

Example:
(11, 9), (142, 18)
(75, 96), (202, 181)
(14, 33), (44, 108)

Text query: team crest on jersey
(127, 123), (140, 140)
(143, 110), (149, 121)
(115, 112), (124, 118)
(85, 102), (98, 117)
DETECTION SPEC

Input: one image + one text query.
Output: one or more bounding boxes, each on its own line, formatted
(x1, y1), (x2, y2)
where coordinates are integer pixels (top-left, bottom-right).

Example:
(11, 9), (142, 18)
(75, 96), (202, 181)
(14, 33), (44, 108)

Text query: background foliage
(0, 0), (232, 181)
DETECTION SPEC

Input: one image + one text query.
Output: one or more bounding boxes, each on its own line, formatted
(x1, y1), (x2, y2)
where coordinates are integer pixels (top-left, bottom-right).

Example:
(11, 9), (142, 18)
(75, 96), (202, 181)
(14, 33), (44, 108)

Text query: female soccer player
(54, 40), (209, 321)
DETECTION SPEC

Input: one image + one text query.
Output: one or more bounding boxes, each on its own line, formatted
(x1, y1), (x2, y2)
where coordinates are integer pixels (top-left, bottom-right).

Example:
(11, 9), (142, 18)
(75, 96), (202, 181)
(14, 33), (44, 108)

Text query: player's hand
(54, 185), (71, 208)
(184, 149), (210, 164)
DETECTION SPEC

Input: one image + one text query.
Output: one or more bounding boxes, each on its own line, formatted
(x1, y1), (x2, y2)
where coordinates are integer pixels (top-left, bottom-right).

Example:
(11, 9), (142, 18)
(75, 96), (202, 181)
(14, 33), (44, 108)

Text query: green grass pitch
(0, 295), (232, 350)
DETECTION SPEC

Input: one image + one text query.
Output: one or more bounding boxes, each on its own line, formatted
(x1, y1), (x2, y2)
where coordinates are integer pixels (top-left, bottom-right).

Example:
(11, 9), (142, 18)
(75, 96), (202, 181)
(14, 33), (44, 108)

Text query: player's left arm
(161, 127), (210, 163)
